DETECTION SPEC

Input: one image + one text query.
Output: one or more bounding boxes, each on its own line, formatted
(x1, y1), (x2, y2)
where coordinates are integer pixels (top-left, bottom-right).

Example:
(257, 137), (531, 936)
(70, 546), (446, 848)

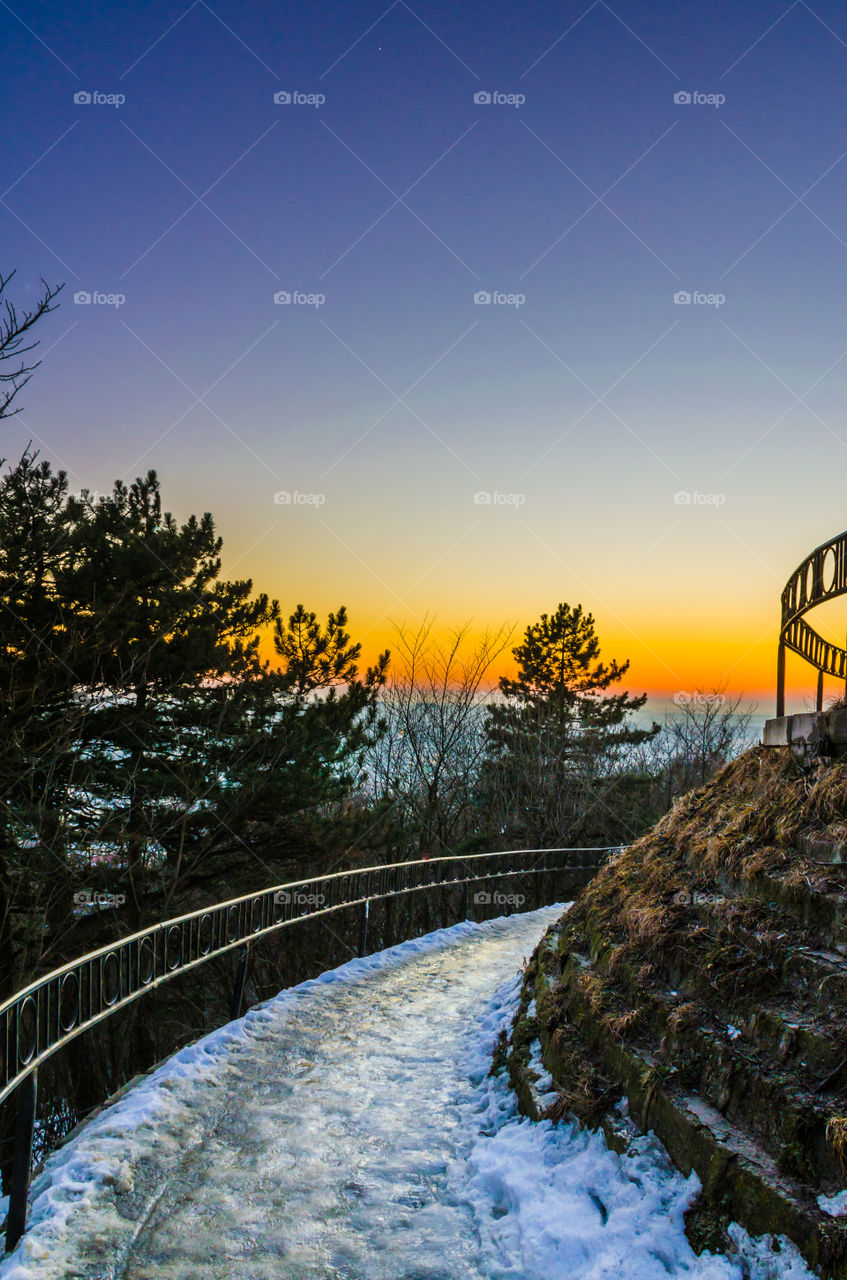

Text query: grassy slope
(510, 746), (847, 1272)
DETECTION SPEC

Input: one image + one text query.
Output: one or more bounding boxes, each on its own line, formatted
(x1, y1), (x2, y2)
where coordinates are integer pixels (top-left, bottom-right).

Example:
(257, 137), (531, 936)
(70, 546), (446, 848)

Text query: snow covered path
(1, 907), (813, 1280)
(121, 907), (562, 1280)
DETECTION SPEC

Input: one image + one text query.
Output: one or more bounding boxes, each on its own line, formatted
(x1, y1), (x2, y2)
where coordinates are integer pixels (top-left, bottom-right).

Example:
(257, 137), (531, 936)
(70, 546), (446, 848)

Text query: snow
(818, 1188), (847, 1217)
(526, 1036), (558, 1111)
(0, 906), (816, 1280)
(462, 1099), (811, 1280)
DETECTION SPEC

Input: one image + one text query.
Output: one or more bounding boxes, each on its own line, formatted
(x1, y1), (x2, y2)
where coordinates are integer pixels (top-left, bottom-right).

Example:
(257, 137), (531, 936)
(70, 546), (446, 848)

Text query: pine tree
(0, 451), (83, 988)
(274, 603), (380, 698)
(0, 453), (391, 957)
(61, 471), (279, 880)
(481, 604), (658, 848)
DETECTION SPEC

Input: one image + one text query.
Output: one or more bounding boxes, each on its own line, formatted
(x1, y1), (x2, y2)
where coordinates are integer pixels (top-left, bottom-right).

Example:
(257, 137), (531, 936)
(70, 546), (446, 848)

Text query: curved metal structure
(778, 531), (847, 715)
(0, 846), (616, 1251)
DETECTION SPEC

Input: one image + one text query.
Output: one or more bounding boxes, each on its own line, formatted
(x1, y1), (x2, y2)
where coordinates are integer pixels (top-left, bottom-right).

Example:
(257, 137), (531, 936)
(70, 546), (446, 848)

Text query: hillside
(507, 746), (847, 1277)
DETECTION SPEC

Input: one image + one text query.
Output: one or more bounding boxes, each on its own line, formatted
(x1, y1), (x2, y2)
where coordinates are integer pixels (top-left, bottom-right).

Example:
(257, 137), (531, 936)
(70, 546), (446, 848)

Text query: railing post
(776, 637), (786, 717)
(384, 895), (395, 949)
(357, 900), (370, 958)
(462, 881), (470, 920)
(5, 1068), (37, 1253)
(817, 667), (824, 712)
(229, 944), (249, 1021)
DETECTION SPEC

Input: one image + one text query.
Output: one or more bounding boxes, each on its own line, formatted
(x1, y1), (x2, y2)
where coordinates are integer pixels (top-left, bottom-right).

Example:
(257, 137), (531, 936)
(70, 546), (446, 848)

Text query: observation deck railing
(778, 530), (847, 715)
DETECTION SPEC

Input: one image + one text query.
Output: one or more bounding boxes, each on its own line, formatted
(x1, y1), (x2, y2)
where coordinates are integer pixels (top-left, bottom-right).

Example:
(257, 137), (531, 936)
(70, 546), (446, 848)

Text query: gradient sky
(4, 0), (847, 711)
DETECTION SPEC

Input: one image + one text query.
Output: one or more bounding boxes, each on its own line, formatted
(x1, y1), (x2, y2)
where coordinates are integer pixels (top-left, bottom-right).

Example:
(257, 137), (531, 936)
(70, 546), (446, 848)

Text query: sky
(3, 0), (847, 712)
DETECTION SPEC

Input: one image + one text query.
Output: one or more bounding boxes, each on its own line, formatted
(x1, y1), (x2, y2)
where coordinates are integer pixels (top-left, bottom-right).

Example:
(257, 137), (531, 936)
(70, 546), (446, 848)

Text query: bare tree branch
(370, 619), (513, 855)
(0, 269), (64, 420)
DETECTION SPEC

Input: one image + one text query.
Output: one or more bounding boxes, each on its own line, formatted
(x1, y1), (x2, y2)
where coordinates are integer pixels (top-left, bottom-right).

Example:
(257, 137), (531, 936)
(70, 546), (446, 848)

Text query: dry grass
(605, 1008), (642, 1041)
(606, 942), (634, 978)
(544, 1022), (620, 1126)
(556, 747), (847, 1017)
(543, 744), (847, 1196)
(576, 968), (607, 1015)
(621, 905), (671, 946)
(554, 746), (847, 1044)
(826, 1116), (847, 1172)
(741, 845), (790, 879)
(560, 749), (846, 973)
(666, 1002), (700, 1034)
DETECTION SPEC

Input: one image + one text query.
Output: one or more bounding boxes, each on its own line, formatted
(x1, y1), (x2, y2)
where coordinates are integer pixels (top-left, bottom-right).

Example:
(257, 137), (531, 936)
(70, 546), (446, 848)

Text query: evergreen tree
(0, 451), (84, 987)
(218, 606), (389, 852)
(481, 604), (658, 848)
(0, 452), (391, 978)
(60, 471), (278, 881)
(274, 603), (383, 698)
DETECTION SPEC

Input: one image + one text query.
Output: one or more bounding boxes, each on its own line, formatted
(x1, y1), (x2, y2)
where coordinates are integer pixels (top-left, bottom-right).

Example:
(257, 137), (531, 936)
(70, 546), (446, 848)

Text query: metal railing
(777, 529), (847, 715)
(0, 845), (615, 1252)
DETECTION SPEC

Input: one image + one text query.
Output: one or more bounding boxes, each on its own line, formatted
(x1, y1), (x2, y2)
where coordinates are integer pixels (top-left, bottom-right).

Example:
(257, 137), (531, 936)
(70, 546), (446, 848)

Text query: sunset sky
(5, 0), (847, 712)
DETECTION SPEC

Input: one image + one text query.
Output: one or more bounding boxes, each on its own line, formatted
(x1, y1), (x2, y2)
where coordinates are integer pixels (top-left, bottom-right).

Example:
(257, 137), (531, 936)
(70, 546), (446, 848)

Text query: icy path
(1, 907), (813, 1280)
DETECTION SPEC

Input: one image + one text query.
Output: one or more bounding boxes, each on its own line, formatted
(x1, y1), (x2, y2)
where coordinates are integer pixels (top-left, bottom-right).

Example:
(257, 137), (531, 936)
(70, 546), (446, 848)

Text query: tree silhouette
(0, 270), (63, 420)
(482, 603), (658, 847)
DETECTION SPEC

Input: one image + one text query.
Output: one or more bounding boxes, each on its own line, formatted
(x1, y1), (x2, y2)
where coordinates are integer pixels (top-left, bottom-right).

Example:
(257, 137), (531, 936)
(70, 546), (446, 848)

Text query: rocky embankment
(506, 746), (847, 1276)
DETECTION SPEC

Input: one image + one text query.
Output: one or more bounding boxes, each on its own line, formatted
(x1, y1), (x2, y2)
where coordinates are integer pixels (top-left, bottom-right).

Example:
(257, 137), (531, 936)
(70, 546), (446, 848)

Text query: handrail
(0, 845), (617, 1253)
(0, 847), (615, 1107)
(777, 530), (847, 714)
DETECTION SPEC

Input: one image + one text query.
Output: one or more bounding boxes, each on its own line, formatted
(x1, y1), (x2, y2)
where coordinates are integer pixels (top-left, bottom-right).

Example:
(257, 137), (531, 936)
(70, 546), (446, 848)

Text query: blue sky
(4, 0), (847, 704)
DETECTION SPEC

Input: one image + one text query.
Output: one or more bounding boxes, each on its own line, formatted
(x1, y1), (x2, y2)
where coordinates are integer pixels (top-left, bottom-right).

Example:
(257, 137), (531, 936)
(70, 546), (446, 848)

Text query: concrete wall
(763, 709), (847, 759)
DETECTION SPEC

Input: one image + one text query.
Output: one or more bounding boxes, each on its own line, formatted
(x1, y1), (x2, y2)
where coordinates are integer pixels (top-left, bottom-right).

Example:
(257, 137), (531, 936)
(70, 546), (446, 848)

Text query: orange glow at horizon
(229, 500), (847, 718)
(257, 612), (785, 708)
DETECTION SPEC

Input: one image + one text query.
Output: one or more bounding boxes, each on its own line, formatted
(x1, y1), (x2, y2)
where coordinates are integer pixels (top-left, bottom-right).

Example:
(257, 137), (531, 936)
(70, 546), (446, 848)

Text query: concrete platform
(763, 709), (847, 758)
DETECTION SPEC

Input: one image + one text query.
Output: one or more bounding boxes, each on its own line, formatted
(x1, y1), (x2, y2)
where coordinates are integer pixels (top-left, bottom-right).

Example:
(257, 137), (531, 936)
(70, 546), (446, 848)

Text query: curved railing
(778, 530), (847, 714)
(0, 846), (616, 1251)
